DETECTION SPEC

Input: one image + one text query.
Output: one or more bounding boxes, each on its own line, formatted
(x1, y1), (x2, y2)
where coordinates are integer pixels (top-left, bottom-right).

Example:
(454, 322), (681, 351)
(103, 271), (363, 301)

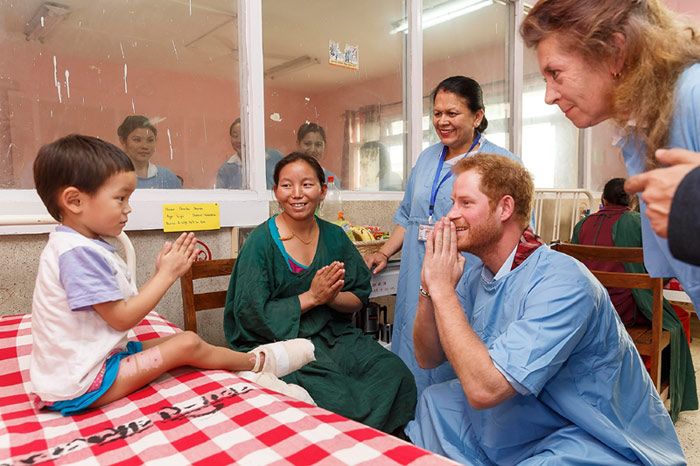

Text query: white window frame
(2, 0), (596, 234)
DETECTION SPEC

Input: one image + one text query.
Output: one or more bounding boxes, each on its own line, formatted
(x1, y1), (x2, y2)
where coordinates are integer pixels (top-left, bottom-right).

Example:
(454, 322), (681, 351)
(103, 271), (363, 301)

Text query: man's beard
(456, 215), (503, 257)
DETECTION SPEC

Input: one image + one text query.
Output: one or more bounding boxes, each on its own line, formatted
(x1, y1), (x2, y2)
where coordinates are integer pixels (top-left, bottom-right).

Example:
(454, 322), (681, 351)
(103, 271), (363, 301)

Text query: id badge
(418, 223), (434, 242)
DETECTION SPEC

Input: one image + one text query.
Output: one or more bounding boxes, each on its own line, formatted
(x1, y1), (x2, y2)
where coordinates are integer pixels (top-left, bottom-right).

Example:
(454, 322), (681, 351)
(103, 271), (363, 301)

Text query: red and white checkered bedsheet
(0, 312), (457, 465)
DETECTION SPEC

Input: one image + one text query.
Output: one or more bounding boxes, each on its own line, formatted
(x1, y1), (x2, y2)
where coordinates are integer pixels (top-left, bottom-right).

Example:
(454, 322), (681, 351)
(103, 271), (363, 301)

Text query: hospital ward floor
(676, 316), (700, 464)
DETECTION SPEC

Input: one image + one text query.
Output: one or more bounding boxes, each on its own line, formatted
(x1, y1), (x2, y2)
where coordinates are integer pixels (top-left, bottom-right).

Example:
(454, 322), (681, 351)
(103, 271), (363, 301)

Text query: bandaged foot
(249, 338), (315, 378)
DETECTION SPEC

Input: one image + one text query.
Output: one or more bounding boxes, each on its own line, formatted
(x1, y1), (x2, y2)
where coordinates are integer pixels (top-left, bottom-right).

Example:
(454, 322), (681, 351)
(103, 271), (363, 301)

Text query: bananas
(351, 225), (375, 242)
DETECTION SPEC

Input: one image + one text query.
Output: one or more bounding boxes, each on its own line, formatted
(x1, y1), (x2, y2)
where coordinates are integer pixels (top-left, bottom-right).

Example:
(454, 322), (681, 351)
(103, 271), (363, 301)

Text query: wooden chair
(180, 258), (236, 333)
(551, 243), (670, 396)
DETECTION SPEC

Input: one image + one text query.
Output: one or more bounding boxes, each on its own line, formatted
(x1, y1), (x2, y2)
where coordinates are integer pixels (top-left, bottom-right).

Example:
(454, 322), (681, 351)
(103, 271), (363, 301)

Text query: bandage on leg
(248, 338), (315, 377)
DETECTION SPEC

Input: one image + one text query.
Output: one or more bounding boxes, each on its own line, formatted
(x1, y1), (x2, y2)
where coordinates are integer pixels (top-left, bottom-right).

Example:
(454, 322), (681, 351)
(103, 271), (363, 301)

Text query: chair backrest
(180, 258), (236, 333)
(551, 243), (665, 389)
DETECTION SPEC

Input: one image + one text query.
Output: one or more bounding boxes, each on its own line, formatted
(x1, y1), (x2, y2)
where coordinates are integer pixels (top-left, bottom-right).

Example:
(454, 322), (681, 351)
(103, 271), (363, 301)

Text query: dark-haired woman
(572, 177), (696, 421)
(364, 76), (520, 395)
(224, 152), (416, 433)
(117, 115), (181, 189)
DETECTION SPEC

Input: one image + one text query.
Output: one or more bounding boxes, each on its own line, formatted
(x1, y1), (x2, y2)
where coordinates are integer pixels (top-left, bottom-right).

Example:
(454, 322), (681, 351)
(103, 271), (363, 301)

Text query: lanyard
(428, 132), (481, 222)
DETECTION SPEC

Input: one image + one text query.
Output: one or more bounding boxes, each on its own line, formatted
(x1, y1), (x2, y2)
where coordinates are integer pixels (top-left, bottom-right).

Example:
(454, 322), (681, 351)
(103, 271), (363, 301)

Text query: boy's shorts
(47, 341), (143, 415)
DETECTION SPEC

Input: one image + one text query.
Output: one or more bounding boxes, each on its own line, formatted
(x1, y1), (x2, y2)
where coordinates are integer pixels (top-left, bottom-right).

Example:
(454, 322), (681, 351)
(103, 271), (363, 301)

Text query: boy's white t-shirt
(30, 226), (138, 401)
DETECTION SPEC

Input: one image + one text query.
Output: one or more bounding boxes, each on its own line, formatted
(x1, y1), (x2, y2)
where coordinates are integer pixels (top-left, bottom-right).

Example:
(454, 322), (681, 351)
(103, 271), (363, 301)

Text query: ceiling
(1, 0), (508, 91)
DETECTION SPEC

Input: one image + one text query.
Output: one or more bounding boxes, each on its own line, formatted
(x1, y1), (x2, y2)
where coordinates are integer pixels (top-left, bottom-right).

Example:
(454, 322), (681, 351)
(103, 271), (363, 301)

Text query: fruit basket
(353, 239), (387, 256)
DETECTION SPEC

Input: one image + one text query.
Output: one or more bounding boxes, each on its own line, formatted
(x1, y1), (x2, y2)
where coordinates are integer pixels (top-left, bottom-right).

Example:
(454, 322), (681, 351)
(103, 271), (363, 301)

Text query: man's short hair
(453, 154), (533, 228)
(33, 134), (134, 221)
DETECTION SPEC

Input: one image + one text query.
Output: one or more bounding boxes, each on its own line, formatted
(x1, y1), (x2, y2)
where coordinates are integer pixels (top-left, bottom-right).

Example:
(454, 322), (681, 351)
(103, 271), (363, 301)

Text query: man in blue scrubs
(407, 154), (684, 465)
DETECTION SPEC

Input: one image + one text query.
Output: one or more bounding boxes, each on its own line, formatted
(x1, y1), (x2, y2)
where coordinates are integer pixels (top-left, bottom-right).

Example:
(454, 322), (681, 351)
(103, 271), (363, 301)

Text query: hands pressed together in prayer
(309, 261), (345, 306)
(421, 218), (465, 297)
(155, 232), (198, 281)
(625, 148), (700, 238)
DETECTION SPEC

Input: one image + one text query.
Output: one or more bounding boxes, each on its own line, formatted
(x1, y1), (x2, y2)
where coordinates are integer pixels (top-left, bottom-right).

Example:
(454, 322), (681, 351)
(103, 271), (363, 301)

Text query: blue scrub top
(136, 165), (182, 189)
(407, 246), (684, 465)
(391, 139), (520, 395)
(619, 63), (700, 312)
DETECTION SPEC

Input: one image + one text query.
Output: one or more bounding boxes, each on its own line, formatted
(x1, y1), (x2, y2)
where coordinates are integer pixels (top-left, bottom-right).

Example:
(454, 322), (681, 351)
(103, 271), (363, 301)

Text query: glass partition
(422, 0), (511, 153)
(586, 121), (628, 192)
(0, 0), (242, 190)
(521, 46), (579, 188)
(261, 0), (406, 191)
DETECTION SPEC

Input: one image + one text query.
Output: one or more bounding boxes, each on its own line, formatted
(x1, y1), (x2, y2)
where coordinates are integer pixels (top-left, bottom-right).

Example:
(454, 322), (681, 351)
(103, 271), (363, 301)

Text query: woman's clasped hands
(309, 261), (345, 306)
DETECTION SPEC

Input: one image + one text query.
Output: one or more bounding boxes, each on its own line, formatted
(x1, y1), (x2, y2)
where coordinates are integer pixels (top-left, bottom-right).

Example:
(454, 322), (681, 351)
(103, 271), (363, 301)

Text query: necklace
(278, 214), (316, 245)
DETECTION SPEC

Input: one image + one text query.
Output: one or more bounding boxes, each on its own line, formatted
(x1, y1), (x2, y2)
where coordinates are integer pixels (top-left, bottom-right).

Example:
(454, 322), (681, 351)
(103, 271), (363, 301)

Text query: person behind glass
(216, 117), (283, 189)
(521, 0), (700, 314)
(361, 141), (403, 191)
(223, 152), (417, 434)
(117, 115), (181, 189)
(216, 118), (244, 189)
(571, 177), (696, 421)
(296, 122), (340, 188)
(363, 76), (520, 396)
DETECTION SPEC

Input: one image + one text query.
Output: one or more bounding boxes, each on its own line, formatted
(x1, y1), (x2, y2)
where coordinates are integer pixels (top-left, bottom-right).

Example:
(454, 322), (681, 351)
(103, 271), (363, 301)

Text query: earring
(612, 71), (621, 79)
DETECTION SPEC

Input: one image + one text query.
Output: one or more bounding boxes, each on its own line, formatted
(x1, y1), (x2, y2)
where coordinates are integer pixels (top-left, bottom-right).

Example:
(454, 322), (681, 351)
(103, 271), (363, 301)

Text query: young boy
(30, 134), (314, 414)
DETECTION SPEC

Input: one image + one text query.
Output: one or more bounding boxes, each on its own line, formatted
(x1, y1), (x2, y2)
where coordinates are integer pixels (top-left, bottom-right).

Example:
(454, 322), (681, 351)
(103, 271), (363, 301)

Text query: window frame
(0, 0), (593, 235)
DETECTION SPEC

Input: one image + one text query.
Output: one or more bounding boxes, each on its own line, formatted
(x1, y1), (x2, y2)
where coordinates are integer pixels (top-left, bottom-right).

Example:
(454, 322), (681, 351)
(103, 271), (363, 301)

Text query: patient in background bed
(29, 135), (315, 415)
(572, 178), (645, 326)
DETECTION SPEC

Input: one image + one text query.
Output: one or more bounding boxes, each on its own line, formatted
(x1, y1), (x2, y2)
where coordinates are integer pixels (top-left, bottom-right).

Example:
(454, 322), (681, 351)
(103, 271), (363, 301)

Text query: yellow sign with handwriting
(163, 203), (221, 232)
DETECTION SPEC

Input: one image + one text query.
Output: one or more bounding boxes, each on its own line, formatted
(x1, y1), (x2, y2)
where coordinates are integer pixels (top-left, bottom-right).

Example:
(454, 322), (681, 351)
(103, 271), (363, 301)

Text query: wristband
(377, 250), (390, 260)
(419, 286), (431, 298)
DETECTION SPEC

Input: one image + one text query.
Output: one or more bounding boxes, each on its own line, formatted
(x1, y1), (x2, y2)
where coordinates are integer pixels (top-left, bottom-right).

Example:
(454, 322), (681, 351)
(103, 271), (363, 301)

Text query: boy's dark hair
(117, 115), (158, 141)
(273, 152), (326, 186)
(33, 134), (135, 221)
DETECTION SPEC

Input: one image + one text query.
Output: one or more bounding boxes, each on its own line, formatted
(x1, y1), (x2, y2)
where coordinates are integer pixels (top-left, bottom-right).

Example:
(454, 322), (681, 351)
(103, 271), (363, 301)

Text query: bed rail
(532, 189), (594, 243)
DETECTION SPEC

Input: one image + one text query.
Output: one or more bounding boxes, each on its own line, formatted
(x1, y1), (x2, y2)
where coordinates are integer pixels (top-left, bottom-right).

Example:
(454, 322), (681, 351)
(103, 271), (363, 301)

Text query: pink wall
(0, 39), (317, 188)
(3, 0), (696, 189)
(668, 0), (700, 18)
(0, 33), (508, 189)
(305, 40), (508, 183)
(1, 39), (241, 188)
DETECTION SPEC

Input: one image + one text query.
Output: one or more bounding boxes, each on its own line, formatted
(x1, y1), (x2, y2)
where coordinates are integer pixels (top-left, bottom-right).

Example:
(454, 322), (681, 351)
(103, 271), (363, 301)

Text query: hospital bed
(532, 189), (594, 244)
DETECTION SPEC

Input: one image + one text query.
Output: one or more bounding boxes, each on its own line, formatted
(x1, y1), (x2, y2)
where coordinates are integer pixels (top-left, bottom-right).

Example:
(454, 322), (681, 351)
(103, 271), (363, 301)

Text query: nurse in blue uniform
(363, 76), (520, 395)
